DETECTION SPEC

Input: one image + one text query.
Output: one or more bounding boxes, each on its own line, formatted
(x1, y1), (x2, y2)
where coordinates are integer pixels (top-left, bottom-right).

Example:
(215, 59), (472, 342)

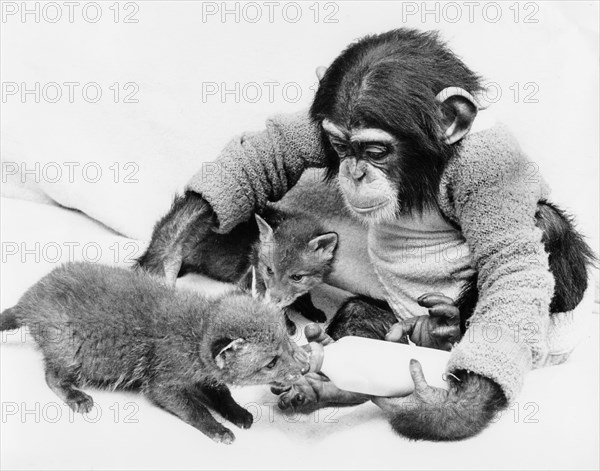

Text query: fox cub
(0, 262), (307, 444)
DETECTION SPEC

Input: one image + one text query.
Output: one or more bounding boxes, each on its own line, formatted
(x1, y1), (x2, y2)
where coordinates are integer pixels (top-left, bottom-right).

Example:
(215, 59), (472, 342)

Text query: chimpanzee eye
(333, 144), (348, 156)
(266, 266), (274, 276)
(365, 146), (388, 160)
(290, 274), (304, 282)
(329, 139), (349, 157)
(264, 356), (279, 369)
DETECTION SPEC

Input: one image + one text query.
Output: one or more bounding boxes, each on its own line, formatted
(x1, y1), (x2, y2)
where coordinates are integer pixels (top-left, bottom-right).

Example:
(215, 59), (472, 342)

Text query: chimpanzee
(136, 29), (596, 440)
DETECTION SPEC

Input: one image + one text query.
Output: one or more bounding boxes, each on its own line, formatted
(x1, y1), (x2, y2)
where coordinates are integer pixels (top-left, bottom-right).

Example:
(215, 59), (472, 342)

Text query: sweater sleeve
(442, 125), (554, 403)
(186, 109), (325, 233)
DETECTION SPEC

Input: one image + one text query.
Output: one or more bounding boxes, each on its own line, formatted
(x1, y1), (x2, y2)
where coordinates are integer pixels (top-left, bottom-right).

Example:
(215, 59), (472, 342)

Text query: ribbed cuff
(447, 323), (533, 403)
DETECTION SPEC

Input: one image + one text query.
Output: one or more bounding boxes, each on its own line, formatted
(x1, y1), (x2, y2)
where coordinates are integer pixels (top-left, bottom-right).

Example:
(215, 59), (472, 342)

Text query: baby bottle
(307, 336), (451, 397)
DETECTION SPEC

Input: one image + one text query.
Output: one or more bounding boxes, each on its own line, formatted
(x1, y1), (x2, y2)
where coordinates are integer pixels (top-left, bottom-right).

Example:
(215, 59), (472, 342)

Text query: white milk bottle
(307, 336), (451, 397)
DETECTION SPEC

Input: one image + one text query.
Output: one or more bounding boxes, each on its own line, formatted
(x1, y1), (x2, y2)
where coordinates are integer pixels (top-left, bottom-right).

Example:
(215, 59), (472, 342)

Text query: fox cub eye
(265, 356), (279, 369)
(290, 274), (304, 282)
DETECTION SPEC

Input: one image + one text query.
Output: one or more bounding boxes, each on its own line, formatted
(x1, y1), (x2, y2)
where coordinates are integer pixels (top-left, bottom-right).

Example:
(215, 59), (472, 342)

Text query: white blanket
(1, 2), (599, 469)
(1, 196), (598, 469)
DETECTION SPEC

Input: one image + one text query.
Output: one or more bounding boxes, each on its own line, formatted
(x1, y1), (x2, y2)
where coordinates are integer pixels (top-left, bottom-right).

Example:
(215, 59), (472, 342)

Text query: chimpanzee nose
(349, 159), (366, 181)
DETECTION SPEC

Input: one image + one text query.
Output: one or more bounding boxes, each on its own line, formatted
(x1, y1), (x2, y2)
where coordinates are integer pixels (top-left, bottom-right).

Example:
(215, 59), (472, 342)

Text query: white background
(1, 0), (598, 246)
(1, 1), (599, 470)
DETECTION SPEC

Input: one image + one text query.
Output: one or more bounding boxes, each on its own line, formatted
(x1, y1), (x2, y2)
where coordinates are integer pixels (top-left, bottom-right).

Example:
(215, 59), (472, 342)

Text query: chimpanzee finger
(291, 393), (305, 409)
(270, 384), (292, 395)
(428, 304), (460, 321)
(430, 325), (461, 340)
(385, 322), (412, 343)
(417, 293), (456, 308)
(278, 394), (292, 410)
(304, 323), (334, 345)
(408, 359), (429, 394)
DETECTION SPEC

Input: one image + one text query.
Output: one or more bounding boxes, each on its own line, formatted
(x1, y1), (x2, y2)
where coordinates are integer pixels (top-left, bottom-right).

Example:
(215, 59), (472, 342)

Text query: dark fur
(310, 28), (483, 213)
(536, 201), (597, 312)
(136, 191), (256, 282)
(1, 262), (305, 443)
(327, 296), (397, 341)
(388, 370), (506, 441)
(457, 200), (598, 324)
(291, 293), (329, 326)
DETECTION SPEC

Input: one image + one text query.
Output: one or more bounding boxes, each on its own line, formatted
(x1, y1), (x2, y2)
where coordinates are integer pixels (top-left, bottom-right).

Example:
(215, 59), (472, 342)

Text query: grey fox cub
(0, 262), (307, 444)
(249, 212), (338, 333)
(137, 198), (339, 331)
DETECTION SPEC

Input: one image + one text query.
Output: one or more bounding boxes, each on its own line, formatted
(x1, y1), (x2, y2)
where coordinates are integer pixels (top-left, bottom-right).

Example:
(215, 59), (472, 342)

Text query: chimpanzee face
(311, 30), (483, 222)
(322, 119), (400, 224)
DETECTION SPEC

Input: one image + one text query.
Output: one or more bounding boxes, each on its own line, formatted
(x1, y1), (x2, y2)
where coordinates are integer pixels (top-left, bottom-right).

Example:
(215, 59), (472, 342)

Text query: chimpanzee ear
(315, 66), (327, 82)
(212, 338), (246, 369)
(436, 87), (479, 145)
(255, 214), (274, 242)
(308, 232), (338, 261)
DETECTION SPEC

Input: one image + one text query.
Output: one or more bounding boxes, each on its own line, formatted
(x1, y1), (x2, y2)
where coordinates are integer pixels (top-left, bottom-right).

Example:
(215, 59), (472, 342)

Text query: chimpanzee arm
(187, 109), (324, 233)
(135, 191), (215, 280)
(443, 126), (554, 402)
(380, 127), (554, 440)
(137, 110), (323, 278)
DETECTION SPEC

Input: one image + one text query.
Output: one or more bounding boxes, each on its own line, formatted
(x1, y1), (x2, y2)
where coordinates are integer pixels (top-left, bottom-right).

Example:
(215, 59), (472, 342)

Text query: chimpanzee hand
(136, 191), (215, 284)
(385, 293), (461, 351)
(373, 361), (507, 441)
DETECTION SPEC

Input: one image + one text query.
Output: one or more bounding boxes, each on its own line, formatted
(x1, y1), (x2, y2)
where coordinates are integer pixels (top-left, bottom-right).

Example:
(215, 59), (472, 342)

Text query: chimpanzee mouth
(348, 200), (391, 213)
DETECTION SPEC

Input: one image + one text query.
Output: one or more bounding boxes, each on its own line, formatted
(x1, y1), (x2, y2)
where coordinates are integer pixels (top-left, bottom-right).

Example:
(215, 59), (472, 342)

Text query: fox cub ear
(308, 232), (338, 261)
(212, 338), (247, 369)
(255, 214), (274, 242)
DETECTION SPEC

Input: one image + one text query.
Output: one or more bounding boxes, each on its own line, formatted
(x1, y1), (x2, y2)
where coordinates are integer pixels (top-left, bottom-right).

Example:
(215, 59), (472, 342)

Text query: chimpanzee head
(310, 28), (483, 223)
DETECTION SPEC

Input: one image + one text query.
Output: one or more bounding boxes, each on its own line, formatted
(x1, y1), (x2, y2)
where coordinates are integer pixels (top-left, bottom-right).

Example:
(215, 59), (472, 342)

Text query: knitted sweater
(187, 109), (556, 403)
